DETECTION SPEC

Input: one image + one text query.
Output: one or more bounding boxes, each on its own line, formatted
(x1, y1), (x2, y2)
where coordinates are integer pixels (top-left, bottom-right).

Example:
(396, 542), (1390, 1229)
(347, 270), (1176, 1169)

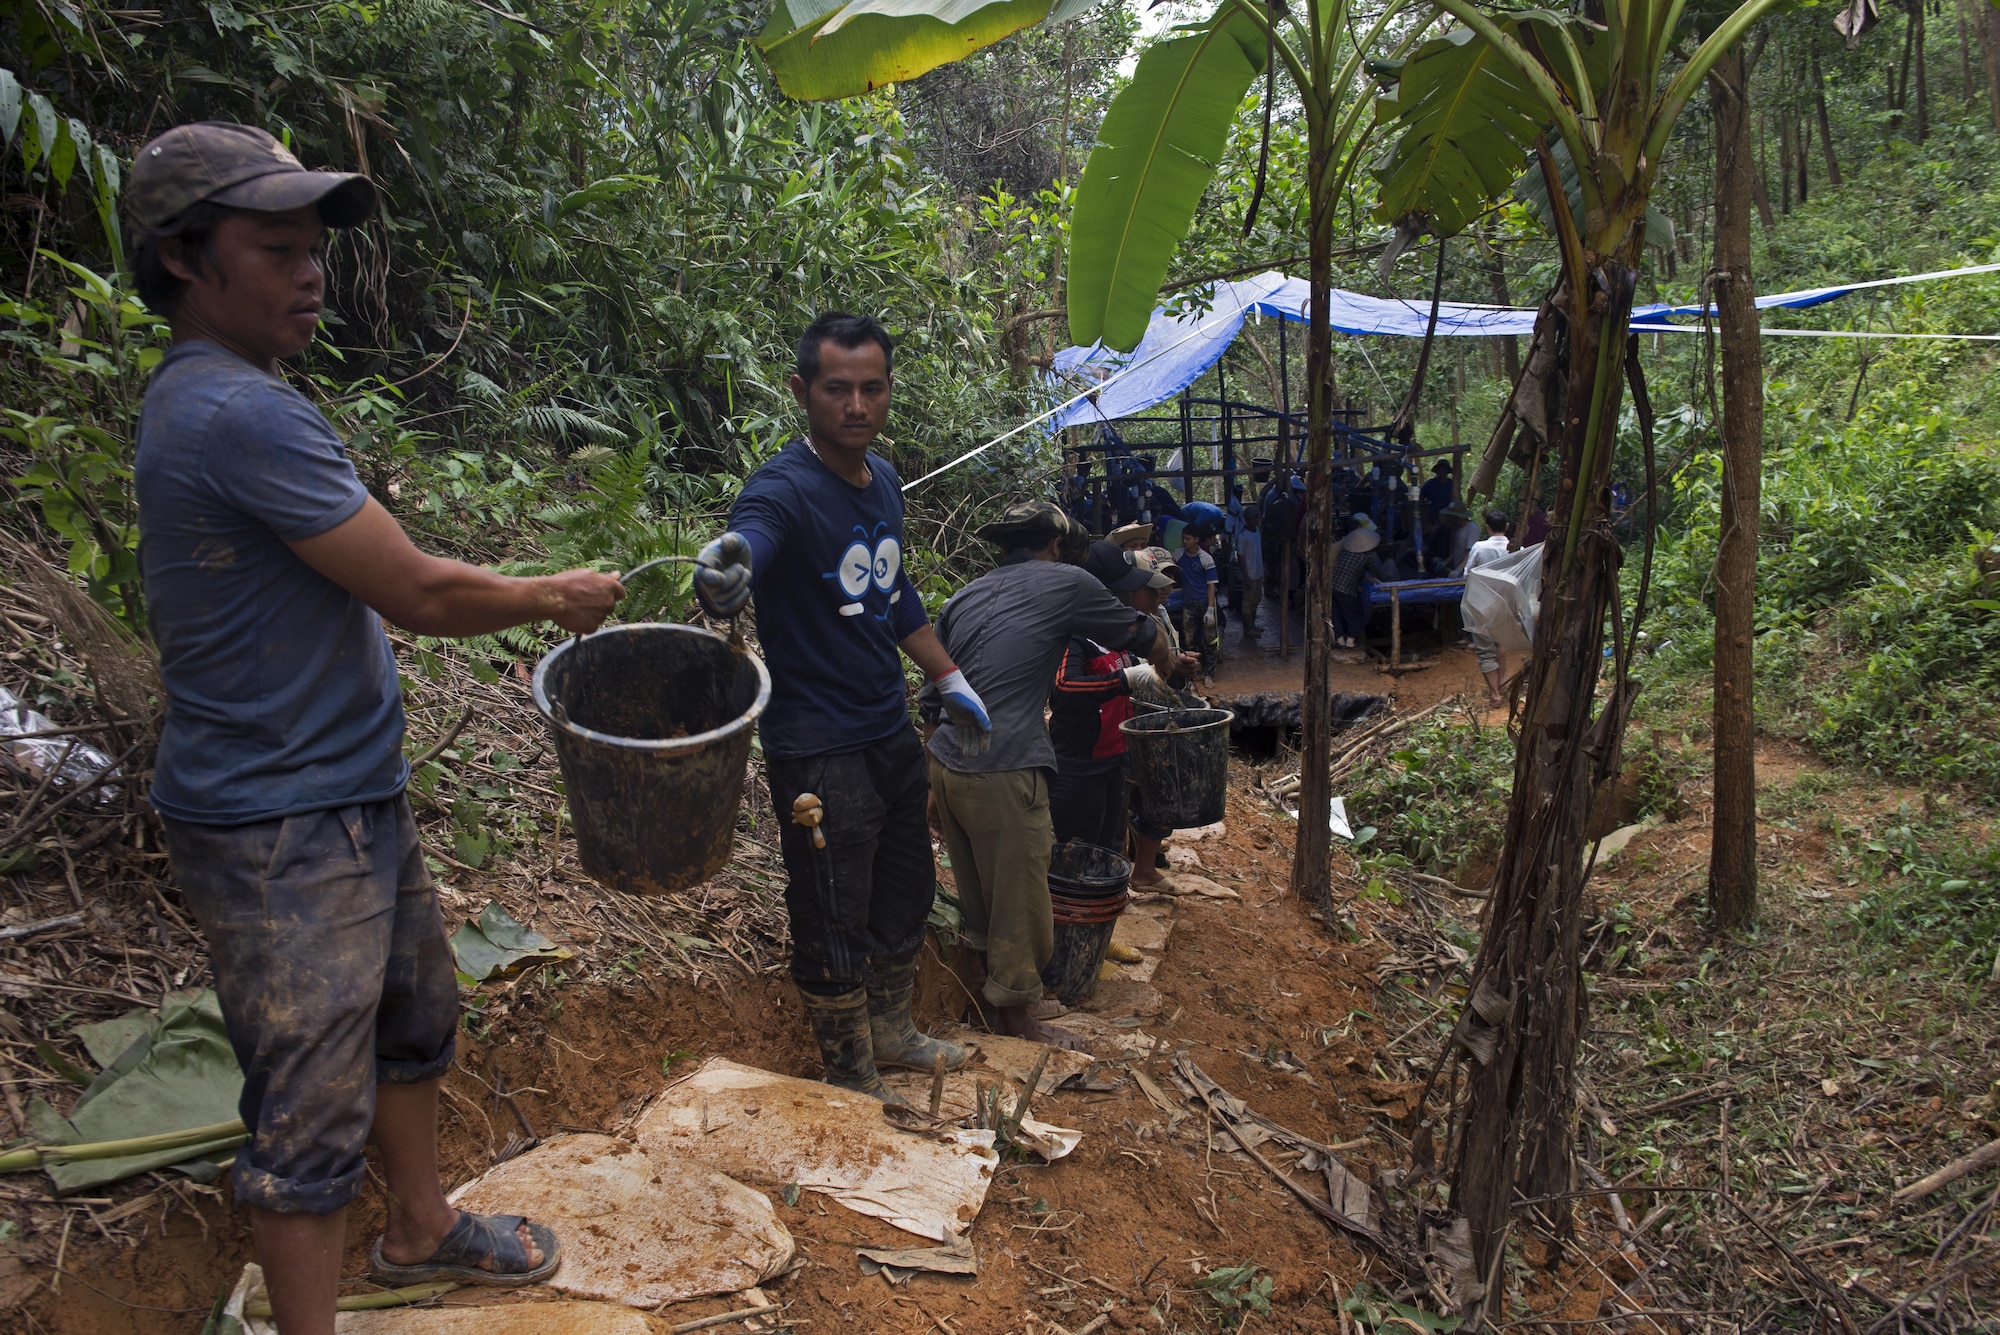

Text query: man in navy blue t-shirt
(130, 123), (623, 1332)
(694, 313), (992, 1103)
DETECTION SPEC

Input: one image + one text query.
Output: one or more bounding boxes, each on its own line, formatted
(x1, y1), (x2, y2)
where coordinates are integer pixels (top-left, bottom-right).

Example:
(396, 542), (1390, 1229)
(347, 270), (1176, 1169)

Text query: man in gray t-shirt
(923, 503), (1170, 1049)
(129, 122), (621, 1333)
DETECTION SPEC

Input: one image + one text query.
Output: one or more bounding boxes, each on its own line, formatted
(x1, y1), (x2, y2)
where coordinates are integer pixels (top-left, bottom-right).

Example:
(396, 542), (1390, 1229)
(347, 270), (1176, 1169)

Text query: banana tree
(759, 0), (1437, 908)
(1366, 0), (1787, 1303)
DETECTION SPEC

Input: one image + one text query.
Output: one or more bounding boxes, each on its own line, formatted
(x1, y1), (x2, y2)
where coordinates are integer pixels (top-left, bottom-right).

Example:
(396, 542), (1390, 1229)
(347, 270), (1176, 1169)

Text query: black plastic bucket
(1041, 842), (1131, 1005)
(1044, 891), (1130, 1006)
(1048, 839), (1131, 900)
(1120, 707), (1235, 830)
(532, 624), (770, 895)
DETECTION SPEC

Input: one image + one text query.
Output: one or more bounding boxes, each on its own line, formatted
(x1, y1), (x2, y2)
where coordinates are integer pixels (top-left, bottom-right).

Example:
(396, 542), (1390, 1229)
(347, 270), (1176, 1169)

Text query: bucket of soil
(1121, 707), (1234, 830)
(1043, 840), (1131, 1005)
(533, 624), (770, 894)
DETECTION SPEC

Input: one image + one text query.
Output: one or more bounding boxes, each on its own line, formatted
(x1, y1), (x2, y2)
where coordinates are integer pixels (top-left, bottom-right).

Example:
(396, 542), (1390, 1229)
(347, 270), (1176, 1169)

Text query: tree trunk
(1707, 46), (1763, 933)
(1983, 0), (2000, 130)
(1482, 225), (1521, 384)
(1751, 106), (1777, 226)
(1291, 130), (1338, 908)
(1798, 112), (1810, 205)
(1813, 49), (1844, 184)
(1912, 0), (1929, 141)
(1449, 262), (1637, 1304)
(1960, 0), (1977, 103)
(1778, 112), (1794, 213)
(1892, 8), (1914, 131)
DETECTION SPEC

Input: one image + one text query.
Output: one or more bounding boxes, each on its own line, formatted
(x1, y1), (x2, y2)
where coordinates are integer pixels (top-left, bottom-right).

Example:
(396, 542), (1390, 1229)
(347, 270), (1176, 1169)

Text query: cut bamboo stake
(1893, 1136), (2000, 1204)
(247, 1283), (458, 1317)
(670, 1303), (784, 1334)
(0, 1120), (248, 1173)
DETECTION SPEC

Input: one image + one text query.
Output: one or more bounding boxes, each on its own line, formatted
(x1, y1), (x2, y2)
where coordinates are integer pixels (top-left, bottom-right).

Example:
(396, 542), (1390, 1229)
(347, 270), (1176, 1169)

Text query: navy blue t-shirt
(730, 440), (928, 759)
(136, 341), (406, 824)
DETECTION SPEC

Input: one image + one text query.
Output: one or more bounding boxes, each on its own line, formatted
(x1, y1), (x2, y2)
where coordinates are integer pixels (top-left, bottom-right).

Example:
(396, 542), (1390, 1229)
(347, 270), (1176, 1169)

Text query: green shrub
(1344, 717), (1515, 880)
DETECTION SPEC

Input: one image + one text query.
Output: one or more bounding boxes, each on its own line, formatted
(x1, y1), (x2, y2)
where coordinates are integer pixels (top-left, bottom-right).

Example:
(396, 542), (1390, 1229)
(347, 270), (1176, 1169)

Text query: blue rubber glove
(935, 669), (993, 757)
(693, 533), (752, 617)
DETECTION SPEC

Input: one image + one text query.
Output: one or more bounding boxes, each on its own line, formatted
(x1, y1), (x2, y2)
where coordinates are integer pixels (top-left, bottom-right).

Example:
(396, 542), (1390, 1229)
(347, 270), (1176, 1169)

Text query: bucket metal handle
(568, 555), (744, 651)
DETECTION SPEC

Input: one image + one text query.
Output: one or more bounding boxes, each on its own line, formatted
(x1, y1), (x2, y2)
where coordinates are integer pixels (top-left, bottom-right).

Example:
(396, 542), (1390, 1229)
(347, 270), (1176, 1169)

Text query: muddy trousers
(927, 761), (1054, 1009)
(159, 797), (457, 1215)
(767, 727), (936, 993)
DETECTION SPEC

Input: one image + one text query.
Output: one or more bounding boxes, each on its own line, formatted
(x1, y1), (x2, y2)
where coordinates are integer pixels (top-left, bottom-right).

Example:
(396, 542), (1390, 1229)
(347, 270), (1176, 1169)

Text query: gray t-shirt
(925, 554), (1153, 776)
(136, 340), (405, 824)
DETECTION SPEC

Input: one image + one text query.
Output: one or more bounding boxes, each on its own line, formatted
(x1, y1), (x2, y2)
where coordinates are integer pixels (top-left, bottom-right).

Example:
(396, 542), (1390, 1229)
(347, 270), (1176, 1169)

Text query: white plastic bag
(0, 685), (120, 804)
(1462, 542), (1544, 655)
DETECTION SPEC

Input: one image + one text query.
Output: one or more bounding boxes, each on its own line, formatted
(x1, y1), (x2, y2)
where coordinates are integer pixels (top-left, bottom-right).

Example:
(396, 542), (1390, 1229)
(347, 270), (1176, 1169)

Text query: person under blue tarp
(1419, 460), (1456, 522)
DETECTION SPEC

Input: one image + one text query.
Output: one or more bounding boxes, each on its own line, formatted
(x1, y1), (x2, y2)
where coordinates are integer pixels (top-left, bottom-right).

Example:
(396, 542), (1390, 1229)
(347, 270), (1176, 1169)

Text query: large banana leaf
(1370, 22), (1565, 237)
(1066, 12), (1267, 351)
(758, 0), (1104, 101)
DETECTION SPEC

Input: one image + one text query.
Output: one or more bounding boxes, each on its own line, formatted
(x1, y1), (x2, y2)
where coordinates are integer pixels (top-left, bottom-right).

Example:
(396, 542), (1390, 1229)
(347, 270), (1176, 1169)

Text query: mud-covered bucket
(1120, 706), (1234, 830)
(533, 624), (770, 895)
(1042, 840), (1133, 1005)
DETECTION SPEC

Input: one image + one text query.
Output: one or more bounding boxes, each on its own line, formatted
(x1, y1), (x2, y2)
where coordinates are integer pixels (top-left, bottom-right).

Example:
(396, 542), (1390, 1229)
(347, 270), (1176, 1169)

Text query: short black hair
(796, 312), (893, 385)
(1484, 509), (1510, 534)
(132, 201), (234, 317)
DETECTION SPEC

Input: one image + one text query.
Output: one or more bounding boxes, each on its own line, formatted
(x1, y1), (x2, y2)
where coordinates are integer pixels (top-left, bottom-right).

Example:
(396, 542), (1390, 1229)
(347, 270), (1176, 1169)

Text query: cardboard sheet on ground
(446, 1133), (794, 1307)
(339, 1307), (652, 1335)
(221, 1267), (653, 1335)
(858, 1232), (979, 1283)
(1108, 901), (1175, 983)
(28, 989), (246, 1192)
(1586, 815), (1663, 871)
(635, 1058), (999, 1242)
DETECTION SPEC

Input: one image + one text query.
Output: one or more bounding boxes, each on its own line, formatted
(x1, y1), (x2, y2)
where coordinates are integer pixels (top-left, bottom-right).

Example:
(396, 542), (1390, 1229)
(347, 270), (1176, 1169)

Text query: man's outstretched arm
(290, 497), (622, 637)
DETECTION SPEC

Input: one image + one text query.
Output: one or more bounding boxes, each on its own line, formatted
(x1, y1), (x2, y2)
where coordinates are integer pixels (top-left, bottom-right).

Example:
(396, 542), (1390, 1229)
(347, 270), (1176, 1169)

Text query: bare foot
(1486, 694), (1506, 709)
(996, 1004), (1089, 1051)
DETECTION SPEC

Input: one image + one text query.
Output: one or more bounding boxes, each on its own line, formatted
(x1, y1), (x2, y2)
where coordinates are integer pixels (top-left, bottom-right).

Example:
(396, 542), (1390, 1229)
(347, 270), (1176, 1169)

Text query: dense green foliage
(0, 0), (1088, 654)
(1638, 125), (2000, 794)
(3, 0), (1998, 801)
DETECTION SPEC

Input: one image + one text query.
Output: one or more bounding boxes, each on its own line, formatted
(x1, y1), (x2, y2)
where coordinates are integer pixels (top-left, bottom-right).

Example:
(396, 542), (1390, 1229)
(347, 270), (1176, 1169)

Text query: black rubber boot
(866, 955), (971, 1073)
(797, 985), (904, 1103)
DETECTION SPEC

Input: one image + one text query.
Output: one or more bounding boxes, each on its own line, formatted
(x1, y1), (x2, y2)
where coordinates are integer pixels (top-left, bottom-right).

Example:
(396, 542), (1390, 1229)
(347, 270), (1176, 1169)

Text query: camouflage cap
(128, 122), (377, 232)
(975, 500), (1081, 547)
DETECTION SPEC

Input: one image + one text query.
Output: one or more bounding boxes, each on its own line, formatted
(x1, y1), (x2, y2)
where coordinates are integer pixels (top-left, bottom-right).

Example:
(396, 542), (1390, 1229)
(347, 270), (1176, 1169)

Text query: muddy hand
(544, 569), (624, 634)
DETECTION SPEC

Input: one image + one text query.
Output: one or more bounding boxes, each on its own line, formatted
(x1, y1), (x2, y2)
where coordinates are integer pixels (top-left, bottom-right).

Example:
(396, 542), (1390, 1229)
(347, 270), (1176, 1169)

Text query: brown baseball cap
(128, 122), (377, 231)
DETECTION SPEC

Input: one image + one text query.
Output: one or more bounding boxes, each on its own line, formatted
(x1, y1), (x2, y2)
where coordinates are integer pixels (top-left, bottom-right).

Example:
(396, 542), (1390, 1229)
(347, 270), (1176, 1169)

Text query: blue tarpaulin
(1045, 263), (2000, 433)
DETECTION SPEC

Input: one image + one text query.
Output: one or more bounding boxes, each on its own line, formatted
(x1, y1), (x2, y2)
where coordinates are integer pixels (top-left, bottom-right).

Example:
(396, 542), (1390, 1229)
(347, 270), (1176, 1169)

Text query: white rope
(1772, 259), (2000, 300)
(1643, 325), (2000, 341)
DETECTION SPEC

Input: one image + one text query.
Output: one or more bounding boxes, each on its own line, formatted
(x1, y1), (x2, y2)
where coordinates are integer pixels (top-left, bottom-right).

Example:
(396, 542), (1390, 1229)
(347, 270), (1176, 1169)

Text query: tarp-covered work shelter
(1045, 264), (2000, 433)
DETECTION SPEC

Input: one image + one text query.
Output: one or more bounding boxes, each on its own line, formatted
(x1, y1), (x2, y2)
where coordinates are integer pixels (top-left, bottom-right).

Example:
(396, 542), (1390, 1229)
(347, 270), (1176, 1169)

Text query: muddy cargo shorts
(160, 795), (457, 1215)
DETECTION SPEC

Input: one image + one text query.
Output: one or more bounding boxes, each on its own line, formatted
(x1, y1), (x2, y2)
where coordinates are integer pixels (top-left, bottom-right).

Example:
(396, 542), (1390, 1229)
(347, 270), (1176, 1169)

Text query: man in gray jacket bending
(924, 503), (1173, 1049)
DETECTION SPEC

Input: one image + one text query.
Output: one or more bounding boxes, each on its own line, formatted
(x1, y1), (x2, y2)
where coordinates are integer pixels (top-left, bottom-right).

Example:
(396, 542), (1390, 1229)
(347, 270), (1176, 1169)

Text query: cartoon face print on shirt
(827, 522), (905, 622)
